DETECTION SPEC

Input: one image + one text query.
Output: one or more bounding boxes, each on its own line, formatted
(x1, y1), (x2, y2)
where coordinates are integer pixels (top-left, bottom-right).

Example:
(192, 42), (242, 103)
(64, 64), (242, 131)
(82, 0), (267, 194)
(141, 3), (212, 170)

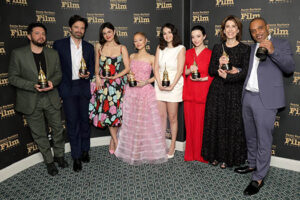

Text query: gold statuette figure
(79, 56), (88, 76)
(128, 71), (137, 87)
(221, 44), (232, 71)
(191, 55), (200, 79)
(102, 59), (111, 77)
(38, 62), (48, 89)
(162, 63), (170, 87)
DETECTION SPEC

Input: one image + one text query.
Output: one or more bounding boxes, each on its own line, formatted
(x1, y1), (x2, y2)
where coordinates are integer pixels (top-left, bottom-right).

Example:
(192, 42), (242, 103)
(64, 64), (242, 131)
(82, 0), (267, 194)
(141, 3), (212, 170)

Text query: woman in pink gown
(115, 32), (167, 165)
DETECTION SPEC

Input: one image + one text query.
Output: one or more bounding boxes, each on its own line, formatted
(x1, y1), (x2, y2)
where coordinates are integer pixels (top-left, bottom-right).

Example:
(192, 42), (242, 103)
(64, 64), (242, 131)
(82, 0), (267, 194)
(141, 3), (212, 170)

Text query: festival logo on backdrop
(0, 42), (6, 55)
(215, 25), (221, 37)
(292, 72), (300, 85)
(0, 73), (9, 87)
(285, 133), (300, 147)
(241, 8), (261, 21)
(146, 40), (151, 51)
(86, 13), (105, 24)
(269, 24), (289, 37)
(60, 0), (80, 9)
(133, 13), (150, 24)
(156, 0), (173, 10)
(63, 26), (71, 37)
(0, 104), (15, 119)
(192, 11), (209, 23)
(36, 11), (56, 23)
(5, 0), (27, 6)
(289, 103), (300, 116)
(296, 41), (300, 55)
(115, 27), (128, 38)
(10, 25), (27, 38)
(156, 27), (161, 37)
(0, 134), (20, 152)
(46, 41), (54, 49)
(271, 145), (276, 155)
(216, 0), (234, 7)
(27, 142), (39, 155)
(110, 0), (127, 10)
(241, 40), (255, 45)
(22, 115), (27, 127)
(274, 116), (280, 128)
(269, 0), (292, 4)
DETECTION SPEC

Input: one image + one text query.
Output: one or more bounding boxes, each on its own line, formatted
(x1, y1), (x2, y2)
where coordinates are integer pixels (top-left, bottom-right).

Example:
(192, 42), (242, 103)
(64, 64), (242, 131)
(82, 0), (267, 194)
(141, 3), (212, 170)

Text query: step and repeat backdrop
(0, 0), (185, 169)
(0, 0), (299, 170)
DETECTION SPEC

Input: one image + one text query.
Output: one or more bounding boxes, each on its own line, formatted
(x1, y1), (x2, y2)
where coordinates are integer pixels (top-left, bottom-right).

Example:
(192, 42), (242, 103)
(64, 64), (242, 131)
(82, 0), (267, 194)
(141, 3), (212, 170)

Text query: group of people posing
(8, 14), (295, 196)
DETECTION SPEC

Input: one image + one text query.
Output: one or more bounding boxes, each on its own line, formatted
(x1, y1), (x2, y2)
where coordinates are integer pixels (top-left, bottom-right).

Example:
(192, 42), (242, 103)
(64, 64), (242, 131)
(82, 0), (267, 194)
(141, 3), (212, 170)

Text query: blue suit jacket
(53, 37), (94, 99)
(243, 37), (295, 109)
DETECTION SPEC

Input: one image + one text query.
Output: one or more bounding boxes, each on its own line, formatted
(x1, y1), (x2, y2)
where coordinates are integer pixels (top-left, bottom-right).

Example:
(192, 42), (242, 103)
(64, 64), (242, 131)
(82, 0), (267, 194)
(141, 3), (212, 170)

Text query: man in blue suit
(234, 17), (295, 195)
(53, 15), (94, 172)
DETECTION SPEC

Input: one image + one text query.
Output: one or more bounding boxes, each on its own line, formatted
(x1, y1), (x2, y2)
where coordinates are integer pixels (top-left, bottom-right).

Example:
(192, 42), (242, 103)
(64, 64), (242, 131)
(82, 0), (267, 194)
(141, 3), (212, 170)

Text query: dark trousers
(63, 80), (90, 159)
(25, 93), (65, 164)
(242, 90), (277, 181)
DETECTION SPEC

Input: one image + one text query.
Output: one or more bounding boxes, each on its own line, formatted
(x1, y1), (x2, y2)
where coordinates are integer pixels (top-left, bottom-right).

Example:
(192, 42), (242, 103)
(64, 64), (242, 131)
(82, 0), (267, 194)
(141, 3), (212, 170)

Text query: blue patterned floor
(0, 146), (299, 200)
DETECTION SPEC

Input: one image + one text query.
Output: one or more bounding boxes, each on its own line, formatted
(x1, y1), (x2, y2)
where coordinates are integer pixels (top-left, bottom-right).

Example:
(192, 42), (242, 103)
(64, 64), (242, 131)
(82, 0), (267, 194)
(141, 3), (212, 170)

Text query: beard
(32, 38), (46, 47)
(71, 31), (84, 39)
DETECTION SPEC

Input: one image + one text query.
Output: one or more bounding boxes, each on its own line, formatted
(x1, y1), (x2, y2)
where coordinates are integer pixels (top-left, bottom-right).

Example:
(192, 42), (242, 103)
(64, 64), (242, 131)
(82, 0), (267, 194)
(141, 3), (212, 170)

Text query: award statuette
(79, 56), (88, 76)
(128, 71), (137, 87)
(256, 47), (268, 61)
(38, 62), (48, 89)
(221, 44), (232, 71)
(162, 63), (170, 87)
(191, 55), (200, 79)
(102, 60), (111, 77)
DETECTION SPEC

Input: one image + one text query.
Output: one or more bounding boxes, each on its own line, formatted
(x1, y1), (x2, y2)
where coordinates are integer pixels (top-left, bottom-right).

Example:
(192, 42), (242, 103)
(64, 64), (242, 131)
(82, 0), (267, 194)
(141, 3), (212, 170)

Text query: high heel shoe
(211, 160), (219, 166)
(167, 153), (174, 159)
(109, 149), (114, 154)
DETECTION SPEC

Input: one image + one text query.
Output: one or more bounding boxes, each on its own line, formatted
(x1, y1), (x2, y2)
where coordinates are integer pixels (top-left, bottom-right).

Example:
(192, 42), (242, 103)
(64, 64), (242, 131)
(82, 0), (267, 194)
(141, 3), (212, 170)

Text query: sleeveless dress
(115, 60), (168, 165)
(154, 45), (185, 102)
(89, 54), (127, 128)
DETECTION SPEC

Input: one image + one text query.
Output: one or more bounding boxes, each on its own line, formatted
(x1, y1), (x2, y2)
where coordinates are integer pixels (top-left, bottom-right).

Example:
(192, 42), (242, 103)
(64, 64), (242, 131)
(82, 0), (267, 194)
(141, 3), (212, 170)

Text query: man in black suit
(53, 15), (94, 172)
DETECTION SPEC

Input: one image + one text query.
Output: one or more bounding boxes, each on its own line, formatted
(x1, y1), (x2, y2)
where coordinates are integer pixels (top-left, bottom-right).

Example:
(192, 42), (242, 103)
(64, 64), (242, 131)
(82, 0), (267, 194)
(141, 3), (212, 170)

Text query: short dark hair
(191, 25), (206, 36)
(220, 15), (242, 42)
(68, 15), (88, 29)
(249, 17), (268, 26)
(159, 23), (182, 50)
(27, 22), (47, 35)
(99, 22), (120, 46)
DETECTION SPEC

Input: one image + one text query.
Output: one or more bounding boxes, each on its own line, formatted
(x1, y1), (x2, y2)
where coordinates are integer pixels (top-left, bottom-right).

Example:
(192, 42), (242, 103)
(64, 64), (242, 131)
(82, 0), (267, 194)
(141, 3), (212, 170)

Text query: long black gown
(201, 42), (251, 167)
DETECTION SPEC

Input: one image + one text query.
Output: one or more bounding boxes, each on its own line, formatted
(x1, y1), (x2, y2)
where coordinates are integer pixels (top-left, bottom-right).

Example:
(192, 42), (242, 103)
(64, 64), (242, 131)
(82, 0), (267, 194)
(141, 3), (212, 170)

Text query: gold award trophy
(191, 55), (200, 79)
(102, 59), (111, 77)
(38, 62), (48, 89)
(162, 63), (170, 87)
(79, 56), (88, 76)
(221, 44), (232, 71)
(128, 71), (137, 87)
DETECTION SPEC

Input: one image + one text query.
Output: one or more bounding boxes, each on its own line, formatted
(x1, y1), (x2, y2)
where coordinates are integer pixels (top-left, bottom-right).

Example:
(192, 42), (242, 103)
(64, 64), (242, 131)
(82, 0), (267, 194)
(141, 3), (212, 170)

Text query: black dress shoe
(244, 180), (264, 196)
(73, 159), (82, 172)
(81, 151), (90, 163)
(54, 157), (69, 168)
(234, 166), (256, 174)
(46, 162), (58, 176)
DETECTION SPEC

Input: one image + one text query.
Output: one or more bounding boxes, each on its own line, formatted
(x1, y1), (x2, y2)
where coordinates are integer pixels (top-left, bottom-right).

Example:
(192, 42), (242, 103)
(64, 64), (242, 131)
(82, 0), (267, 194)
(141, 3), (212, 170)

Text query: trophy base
(129, 81), (137, 87)
(192, 72), (200, 79)
(162, 81), (170, 87)
(39, 83), (48, 89)
(221, 64), (232, 71)
(102, 71), (111, 77)
(79, 69), (88, 76)
(256, 53), (267, 61)
(256, 47), (268, 61)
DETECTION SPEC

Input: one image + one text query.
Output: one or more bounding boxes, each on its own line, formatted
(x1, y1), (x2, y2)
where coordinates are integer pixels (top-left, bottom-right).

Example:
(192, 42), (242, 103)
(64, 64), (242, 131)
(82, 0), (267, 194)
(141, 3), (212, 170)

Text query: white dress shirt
(70, 37), (82, 80)
(245, 35), (271, 92)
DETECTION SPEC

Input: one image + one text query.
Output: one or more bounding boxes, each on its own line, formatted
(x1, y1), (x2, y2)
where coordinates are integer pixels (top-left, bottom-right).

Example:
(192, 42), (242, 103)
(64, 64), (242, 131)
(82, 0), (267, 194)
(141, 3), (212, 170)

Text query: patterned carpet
(0, 146), (299, 200)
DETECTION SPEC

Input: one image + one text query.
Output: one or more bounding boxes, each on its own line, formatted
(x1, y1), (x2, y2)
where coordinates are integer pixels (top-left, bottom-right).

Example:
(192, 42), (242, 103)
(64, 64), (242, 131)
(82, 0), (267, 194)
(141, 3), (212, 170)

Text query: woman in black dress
(201, 15), (251, 169)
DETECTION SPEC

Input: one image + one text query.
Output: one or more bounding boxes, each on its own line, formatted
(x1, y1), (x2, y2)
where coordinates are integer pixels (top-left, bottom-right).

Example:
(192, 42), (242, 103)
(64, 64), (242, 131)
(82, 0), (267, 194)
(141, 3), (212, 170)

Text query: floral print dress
(89, 54), (127, 128)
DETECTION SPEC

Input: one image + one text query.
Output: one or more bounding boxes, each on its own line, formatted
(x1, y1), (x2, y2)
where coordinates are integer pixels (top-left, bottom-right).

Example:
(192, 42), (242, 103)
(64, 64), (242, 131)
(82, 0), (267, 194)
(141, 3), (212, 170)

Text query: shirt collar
(70, 37), (82, 48)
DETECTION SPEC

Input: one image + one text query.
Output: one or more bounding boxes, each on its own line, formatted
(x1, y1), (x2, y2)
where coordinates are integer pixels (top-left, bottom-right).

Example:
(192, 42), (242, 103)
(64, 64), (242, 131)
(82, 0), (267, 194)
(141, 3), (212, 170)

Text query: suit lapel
(65, 38), (73, 77)
(25, 45), (38, 77)
(43, 47), (50, 77)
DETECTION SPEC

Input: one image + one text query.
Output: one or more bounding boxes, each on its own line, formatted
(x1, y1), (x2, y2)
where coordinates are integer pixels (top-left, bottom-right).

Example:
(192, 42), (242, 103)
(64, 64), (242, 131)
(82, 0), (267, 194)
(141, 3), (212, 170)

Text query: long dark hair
(159, 23), (181, 50)
(99, 22), (120, 46)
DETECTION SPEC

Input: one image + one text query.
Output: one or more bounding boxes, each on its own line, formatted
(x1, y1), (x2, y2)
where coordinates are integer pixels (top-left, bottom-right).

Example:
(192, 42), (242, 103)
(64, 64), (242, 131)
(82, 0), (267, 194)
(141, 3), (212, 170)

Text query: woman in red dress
(183, 25), (213, 162)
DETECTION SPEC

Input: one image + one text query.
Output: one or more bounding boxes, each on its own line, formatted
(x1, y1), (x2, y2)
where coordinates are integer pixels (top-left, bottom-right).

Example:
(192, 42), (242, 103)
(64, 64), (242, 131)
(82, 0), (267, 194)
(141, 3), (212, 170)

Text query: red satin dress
(183, 48), (213, 162)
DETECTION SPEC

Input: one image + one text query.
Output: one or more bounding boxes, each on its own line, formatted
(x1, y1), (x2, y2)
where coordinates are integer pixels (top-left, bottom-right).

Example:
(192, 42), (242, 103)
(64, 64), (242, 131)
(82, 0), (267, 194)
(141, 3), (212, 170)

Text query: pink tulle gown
(115, 60), (167, 165)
